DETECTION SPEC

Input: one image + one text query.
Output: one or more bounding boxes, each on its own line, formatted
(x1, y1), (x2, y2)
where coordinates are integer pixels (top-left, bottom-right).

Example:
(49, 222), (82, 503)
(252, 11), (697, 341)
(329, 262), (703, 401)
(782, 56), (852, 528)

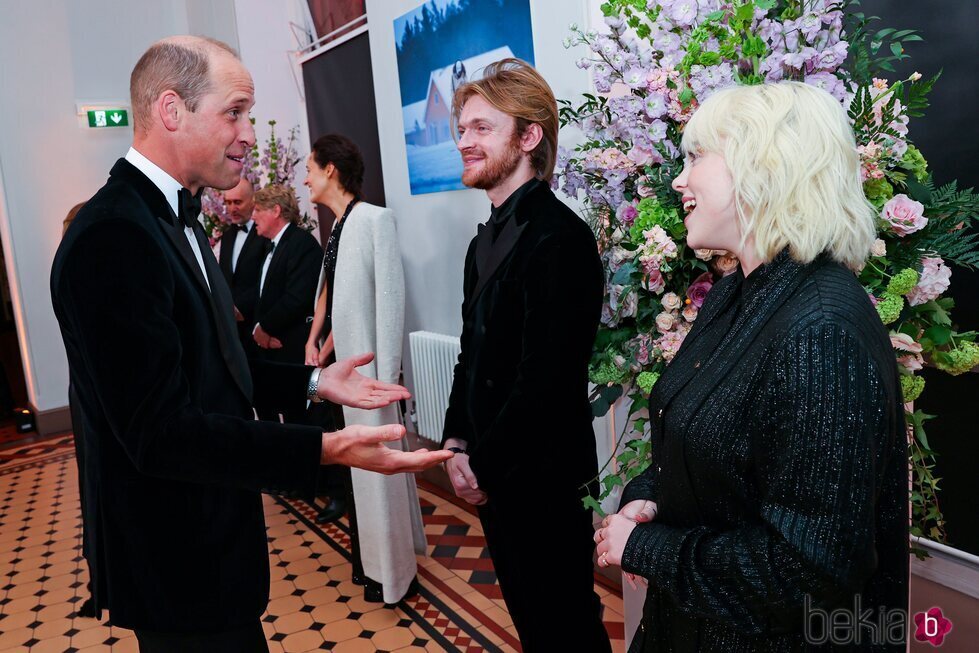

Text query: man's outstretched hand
(317, 353), (411, 409)
(322, 424), (454, 474)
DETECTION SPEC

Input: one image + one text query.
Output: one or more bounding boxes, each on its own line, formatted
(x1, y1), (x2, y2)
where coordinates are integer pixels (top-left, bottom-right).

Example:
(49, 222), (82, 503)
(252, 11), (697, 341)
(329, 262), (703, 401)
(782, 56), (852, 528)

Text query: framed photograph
(393, 0), (535, 195)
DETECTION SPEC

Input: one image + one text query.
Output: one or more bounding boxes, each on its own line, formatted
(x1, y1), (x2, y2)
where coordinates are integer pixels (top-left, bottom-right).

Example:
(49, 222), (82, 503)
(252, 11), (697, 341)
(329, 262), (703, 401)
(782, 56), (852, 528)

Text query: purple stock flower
(644, 92), (668, 119)
(804, 72), (846, 101)
(665, 0), (699, 27)
(604, 168), (629, 188)
(796, 13), (823, 40)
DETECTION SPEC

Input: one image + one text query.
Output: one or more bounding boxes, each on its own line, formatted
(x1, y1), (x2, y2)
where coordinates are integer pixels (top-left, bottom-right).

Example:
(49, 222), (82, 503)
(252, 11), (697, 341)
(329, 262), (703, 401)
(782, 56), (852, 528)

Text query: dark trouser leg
(478, 494), (612, 653)
(135, 621), (269, 653)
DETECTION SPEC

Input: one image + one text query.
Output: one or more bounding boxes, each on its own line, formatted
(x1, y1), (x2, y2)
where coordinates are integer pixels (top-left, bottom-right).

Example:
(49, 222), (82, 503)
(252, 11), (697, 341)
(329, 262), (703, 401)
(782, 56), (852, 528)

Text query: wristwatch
(447, 446), (467, 455)
(307, 368), (323, 403)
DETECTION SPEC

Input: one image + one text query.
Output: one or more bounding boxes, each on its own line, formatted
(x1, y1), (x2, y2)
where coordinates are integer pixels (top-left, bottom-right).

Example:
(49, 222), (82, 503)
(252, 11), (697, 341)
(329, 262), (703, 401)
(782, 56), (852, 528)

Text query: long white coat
(318, 201), (426, 603)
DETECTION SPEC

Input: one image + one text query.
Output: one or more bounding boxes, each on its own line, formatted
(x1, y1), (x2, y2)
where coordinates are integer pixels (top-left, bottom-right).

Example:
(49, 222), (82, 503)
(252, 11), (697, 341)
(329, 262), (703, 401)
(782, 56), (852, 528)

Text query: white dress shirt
(231, 220), (255, 273)
(125, 147), (210, 290)
(259, 222), (289, 297)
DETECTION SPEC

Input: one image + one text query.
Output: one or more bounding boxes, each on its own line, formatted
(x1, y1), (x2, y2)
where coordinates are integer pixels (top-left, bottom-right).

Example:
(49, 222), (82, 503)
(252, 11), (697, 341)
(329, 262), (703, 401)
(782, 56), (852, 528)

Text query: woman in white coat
(303, 134), (427, 604)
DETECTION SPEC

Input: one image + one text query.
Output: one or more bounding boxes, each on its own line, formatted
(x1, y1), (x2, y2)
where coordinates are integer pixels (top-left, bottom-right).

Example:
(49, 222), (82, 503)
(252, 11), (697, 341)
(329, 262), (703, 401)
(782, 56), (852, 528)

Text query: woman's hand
(619, 499), (657, 523)
(305, 341), (320, 366)
(594, 514), (638, 570)
(613, 500), (657, 587)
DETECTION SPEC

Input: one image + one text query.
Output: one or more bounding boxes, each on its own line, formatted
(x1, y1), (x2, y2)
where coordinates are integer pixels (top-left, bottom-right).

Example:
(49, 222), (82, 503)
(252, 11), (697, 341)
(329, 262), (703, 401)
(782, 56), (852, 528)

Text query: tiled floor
(0, 434), (625, 652)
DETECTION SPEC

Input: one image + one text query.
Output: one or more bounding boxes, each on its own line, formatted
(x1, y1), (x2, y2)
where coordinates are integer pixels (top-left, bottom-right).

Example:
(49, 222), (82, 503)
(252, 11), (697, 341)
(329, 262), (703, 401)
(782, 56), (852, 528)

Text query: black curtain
(860, 0), (979, 555)
(303, 32), (385, 241)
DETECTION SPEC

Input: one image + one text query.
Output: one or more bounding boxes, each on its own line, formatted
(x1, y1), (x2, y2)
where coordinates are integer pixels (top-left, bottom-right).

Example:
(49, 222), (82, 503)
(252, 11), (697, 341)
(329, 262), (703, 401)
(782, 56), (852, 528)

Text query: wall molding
(911, 537), (979, 600)
(29, 402), (72, 436)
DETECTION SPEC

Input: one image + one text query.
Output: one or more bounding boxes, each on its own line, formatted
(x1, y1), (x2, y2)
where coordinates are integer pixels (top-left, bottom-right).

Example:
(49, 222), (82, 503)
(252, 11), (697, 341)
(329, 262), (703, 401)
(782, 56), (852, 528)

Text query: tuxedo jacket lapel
(192, 224), (253, 400)
(236, 228), (263, 278)
(108, 160), (253, 400)
(468, 216), (528, 312)
(157, 205), (212, 297)
(218, 229), (236, 283)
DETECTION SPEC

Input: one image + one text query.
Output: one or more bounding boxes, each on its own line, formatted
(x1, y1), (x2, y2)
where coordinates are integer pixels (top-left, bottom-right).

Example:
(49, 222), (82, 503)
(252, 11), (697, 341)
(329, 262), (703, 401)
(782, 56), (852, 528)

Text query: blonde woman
(595, 82), (908, 651)
(304, 134), (425, 604)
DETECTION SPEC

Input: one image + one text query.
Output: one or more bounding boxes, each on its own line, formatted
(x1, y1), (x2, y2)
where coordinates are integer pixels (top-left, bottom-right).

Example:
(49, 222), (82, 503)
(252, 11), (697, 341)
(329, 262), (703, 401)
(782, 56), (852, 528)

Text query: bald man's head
(130, 36), (238, 135)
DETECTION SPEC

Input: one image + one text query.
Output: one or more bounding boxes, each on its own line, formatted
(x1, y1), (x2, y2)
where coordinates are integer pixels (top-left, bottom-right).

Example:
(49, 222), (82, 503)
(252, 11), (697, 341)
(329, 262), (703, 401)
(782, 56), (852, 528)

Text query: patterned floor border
(0, 435), (626, 652)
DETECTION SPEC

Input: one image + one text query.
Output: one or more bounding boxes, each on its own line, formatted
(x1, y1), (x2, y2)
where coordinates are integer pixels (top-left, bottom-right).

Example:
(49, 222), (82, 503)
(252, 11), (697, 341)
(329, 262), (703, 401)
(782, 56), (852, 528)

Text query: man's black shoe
(315, 497), (346, 524)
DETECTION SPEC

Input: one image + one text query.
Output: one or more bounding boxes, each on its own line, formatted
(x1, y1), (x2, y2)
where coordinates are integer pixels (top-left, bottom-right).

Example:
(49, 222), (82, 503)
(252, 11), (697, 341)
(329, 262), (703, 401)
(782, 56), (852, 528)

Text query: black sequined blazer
(620, 250), (908, 652)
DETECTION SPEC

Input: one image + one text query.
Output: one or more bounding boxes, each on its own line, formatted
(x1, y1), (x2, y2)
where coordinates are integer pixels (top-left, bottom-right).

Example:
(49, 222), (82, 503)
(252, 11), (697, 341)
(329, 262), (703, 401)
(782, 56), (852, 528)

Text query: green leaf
(754, 0), (776, 9)
(905, 178), (932, 204)
(735, 3), (754, 21)
(582, 494), (606, 516)
(924, 326), (952, 346)
(611, 262), (637, 285)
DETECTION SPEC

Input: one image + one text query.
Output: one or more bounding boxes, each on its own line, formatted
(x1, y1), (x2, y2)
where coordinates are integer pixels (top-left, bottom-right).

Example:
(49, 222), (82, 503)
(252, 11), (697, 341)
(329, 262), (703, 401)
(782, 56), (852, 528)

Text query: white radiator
(408, 331), (462, 443)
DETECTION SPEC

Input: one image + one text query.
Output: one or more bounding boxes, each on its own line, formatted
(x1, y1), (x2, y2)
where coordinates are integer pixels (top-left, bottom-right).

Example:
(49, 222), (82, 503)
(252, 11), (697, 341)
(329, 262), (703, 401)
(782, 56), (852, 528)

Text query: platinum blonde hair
(681, 81), (876, 269)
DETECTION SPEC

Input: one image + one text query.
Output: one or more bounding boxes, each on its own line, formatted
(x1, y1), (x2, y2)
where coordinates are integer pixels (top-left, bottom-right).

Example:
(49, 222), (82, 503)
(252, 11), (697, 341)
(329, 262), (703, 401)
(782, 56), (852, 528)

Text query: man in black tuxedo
(50, 36), (451, 653)
(250, 184), (322, 421)
(217, 176), (269, 351)
(441, 59), (611, 652)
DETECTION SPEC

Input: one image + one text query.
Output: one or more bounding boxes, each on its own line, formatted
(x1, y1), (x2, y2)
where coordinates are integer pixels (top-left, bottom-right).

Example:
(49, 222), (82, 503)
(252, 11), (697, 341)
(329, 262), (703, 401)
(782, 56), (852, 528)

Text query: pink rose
(882, 194), (927, 237)
(661, 292), (682, 311)
(711, 253), (739, 276)
(655, 312), (675, 333)
(682, 304), (698, 322)
(646, 270), (666, 294)
(686, 272), (714, 308)
(898, 354), (923, 372)
(907, 257), (951, 306)
(890, 332), (923, 354)
(694, 248), (714, 261)
(616, 201), (638, 226)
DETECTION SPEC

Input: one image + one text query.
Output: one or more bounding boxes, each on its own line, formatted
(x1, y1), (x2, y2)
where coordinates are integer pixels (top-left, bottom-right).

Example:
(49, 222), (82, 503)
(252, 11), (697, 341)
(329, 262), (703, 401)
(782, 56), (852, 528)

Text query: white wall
(233, 0), (316, 227)
(364, 0), (592, 395)
(0, 0), (237, 414)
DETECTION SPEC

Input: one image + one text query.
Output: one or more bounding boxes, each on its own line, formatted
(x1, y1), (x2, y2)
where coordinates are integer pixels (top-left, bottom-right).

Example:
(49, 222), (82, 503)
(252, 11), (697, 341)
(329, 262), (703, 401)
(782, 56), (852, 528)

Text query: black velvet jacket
(442, 181), (604, 498)
(620, 251), (908, 652)
(50, 159), (323, 633)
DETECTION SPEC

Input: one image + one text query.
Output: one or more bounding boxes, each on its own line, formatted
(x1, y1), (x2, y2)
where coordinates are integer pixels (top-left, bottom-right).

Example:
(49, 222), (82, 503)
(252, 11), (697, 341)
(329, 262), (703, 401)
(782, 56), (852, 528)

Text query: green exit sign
(87, 109), (128, 128)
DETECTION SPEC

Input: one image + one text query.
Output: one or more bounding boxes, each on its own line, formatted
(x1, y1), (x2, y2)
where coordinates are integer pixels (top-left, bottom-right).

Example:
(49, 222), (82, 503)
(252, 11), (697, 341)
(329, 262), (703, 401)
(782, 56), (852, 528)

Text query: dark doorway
(302, 31), (386, 241)
(0, 240), (30, 446)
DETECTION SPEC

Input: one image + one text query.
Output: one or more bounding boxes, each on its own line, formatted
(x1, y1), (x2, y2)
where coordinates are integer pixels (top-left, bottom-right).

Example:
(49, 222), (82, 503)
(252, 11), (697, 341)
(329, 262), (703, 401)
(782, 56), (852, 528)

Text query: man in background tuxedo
(51, 36), (451, 652)
(218, 176), (269, 351)
(251, 184), (322, 422)
(441, 59), (611, 652)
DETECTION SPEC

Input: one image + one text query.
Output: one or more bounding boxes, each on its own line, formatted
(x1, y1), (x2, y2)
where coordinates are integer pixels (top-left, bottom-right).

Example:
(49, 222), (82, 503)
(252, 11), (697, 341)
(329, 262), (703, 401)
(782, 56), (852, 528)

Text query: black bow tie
(177, 188), (202, 229)
(233, 222), (250, 233)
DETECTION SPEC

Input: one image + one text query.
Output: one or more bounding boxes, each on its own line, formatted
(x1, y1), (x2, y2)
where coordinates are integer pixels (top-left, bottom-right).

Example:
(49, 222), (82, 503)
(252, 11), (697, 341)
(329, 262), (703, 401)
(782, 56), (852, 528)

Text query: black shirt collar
(490, 177), (541, 227)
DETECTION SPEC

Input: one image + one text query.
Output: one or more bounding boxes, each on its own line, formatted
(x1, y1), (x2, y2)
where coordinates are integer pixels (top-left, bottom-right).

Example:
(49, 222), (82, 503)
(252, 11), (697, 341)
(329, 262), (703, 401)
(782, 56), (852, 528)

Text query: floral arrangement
(201, 119), (317, 244)
(554, 0), (979, 547)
